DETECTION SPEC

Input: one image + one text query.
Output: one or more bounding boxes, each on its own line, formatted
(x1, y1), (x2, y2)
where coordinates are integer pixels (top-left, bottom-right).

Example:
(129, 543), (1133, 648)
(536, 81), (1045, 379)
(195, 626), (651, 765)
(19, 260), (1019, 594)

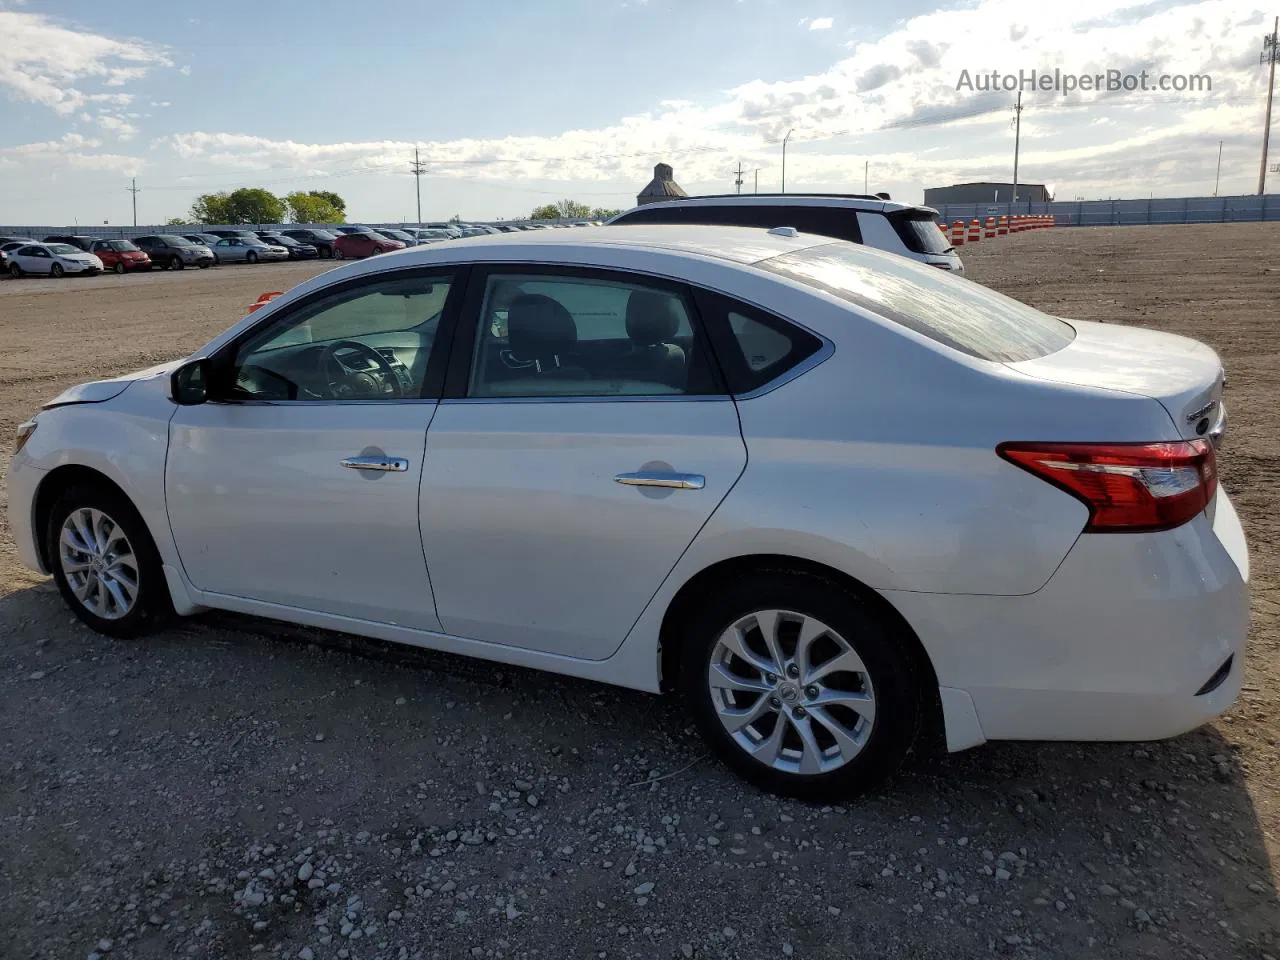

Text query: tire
(321, 246), (332, 259)
(678, 570), (920, 801)
(371, 246), (382, 256)
(46, 483), (173, 639)
(198, 262), (211, 269)
(51, 263), (64, 278)
(334, 247), (346, 260)
(9, 263), (20, 278)
(171, 256), (184, 270)
(246, 251), (258, 264)
(212, 254), (220, 265)
(114, 262), (125, 275)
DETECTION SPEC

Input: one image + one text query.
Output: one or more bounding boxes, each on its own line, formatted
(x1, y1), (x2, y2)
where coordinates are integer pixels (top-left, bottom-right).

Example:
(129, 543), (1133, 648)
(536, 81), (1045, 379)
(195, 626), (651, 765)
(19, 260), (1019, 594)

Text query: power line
(1260, 15), (1279, 194)
(126, 177), (141, 226)
(410, 146), (426, 228)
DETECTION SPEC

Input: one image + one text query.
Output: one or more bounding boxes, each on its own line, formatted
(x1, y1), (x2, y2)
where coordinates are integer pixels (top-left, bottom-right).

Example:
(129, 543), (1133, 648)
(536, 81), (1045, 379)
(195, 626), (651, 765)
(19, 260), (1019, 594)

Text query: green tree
(190, 187), (286, 225)
(589, 207), (622, 220)
(164, 216), (188, 226)
(531, 199), (594, 220)
(449, 213), (462, 223)
(285, 190), (347, 224)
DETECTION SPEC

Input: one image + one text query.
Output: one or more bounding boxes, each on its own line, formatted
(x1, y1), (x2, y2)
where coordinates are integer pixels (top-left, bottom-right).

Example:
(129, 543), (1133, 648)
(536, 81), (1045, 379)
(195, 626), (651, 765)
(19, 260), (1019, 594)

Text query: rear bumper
(886, 490), (1250, 748)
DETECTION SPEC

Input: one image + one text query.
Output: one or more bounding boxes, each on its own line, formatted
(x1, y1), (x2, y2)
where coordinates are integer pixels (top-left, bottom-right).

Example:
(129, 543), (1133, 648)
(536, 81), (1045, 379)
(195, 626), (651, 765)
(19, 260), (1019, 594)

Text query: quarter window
(695, 290), (825, 395)
(467, 273), (717, 398)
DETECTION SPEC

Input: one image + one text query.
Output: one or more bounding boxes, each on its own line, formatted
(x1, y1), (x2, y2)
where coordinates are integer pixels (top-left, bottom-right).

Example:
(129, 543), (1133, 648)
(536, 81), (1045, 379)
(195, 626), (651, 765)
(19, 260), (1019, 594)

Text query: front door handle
(614, 471), (705, 490)
(341, 455), (409, 473)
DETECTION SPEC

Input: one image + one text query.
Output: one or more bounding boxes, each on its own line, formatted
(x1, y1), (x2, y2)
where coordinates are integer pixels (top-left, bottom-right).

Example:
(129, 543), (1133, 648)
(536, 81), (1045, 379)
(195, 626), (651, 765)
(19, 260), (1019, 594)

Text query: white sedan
(7, 241), (103, 277)
(7, 225), (1249, 799)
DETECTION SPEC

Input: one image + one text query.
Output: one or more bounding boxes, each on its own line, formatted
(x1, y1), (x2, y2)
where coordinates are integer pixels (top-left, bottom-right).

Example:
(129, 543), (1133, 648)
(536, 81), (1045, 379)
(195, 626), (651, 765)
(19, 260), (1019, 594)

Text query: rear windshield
(760, 242), (1075, 362)
(887, 210), (953, 255)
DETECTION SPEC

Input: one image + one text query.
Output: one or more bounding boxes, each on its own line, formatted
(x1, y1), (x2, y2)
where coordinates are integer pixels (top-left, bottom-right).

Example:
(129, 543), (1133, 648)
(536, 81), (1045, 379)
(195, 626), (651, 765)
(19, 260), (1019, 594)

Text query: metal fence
(933, 193), (1280, 226)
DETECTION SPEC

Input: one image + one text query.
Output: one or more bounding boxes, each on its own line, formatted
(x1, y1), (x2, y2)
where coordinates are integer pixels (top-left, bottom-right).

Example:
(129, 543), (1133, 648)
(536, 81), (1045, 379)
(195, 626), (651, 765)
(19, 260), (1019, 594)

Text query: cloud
(0, 132), (143, 174)
(0, 11), (171, 116)
(96, 114), (139, 140)
(809, 17), (834, 30)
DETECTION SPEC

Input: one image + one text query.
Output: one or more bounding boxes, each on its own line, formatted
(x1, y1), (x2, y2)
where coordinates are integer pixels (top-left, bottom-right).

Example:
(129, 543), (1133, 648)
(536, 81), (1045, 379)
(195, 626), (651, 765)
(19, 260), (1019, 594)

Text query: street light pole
(1214, 140), (1223, 196)
(1260, 16), (1279, 195)
(781, 129), (794, 193)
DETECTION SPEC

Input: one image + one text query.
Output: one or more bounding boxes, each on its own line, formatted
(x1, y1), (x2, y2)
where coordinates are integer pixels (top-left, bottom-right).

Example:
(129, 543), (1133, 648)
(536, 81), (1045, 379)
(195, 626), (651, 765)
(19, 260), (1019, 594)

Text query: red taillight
(997, 440), (1217, 533)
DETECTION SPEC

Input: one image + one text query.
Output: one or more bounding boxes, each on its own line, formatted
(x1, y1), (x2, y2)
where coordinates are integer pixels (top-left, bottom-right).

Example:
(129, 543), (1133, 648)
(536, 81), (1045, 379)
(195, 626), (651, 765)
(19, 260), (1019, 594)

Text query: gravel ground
(0, 228), (1277, 960)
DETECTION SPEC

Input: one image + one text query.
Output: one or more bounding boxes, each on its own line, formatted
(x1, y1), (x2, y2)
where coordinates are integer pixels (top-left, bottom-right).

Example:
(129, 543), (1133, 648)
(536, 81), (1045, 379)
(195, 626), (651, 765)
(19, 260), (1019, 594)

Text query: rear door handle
(341, 455), (409, 473)
(614, 471), (705, 490)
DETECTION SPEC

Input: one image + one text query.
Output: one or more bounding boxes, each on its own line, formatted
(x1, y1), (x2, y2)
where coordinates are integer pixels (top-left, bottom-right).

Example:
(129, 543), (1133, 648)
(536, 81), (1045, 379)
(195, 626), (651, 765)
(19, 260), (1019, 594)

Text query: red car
(88, 239), (152, 274)
(333, 231), (405, 259)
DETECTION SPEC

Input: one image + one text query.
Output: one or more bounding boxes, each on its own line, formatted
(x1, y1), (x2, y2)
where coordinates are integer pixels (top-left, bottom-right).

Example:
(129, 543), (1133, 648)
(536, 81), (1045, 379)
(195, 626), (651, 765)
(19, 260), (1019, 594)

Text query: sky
(0, 0), (1276, 226)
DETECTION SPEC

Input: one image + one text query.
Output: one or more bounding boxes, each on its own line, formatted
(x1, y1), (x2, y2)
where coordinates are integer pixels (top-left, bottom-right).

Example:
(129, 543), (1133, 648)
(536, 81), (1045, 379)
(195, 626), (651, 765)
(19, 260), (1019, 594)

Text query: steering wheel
(317, 340), (403, 399)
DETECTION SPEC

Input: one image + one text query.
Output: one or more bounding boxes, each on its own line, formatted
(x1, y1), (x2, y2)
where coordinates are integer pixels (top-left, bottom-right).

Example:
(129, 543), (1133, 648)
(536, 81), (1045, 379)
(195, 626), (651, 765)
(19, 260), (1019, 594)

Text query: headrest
(625, 291), (682, 347)
(506, 294), (577, 360)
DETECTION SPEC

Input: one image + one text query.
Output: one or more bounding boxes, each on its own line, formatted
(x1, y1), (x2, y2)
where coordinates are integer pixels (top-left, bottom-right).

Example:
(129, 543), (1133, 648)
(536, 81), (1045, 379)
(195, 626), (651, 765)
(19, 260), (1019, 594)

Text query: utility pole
(1011, 90), (1023, 206)
(781, 129), (794, 193)
(1214, 140), (1224, 196)
(863, 160), (869, 194)
(410, 147), (427, 228)
(126, 177), (140, 227)
(1260, 16), (1279, 195)
(753, 168), (760, 193)
(734, 161), (744, 194)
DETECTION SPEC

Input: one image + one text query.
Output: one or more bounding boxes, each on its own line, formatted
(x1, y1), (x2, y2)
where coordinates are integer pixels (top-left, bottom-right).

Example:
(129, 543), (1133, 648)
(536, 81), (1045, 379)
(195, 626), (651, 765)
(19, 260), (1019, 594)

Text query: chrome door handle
(341, 455), (409, 473)
(614, 471), (705, 490)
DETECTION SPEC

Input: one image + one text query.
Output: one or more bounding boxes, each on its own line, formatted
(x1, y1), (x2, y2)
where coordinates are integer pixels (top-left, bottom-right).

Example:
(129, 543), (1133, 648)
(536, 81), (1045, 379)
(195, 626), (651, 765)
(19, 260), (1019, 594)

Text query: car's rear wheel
(46, 485), (172, 639)
(50, 263), (64, 278)
(679, 570), (920, 800)
(171, 256), (184, 270)
(199, 261), (211, 269)
(10, 263), (21, 278)
(246, 250), (258, 264)
(114, 262), (125, 275)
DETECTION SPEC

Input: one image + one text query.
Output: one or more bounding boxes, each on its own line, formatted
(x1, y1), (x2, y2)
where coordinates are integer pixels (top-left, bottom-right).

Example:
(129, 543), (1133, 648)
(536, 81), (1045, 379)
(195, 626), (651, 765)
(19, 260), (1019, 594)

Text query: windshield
(887, 210), (954, 255)
(47, 244), (80, 255)
(760, 242), (1075, 362)
(157, 235), (192, 246)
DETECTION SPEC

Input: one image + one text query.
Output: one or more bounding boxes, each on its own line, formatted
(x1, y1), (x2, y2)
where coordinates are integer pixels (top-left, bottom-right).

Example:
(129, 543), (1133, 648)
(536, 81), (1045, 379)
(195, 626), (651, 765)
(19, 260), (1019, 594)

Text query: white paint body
(7, 227), (1249, 753)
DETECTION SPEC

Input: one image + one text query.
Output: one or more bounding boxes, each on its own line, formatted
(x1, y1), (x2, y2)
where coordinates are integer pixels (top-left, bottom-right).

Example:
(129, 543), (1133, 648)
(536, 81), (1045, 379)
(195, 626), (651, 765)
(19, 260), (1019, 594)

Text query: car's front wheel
(46, 484), (172, 638)
(246, 250), (258, 264)
(334, 247), (346, 260)
(171, 256), (184, 270)
(679, 571), (920, 800)
(9, 263), (21, 278)
(114, 261), (125, 275)
(50, 263), (64, 278)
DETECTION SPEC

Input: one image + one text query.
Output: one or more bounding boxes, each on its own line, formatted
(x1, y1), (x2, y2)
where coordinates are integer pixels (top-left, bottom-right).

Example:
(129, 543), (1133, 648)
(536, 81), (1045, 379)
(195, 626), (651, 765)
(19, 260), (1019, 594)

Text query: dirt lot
(0, 228), (1277, 960)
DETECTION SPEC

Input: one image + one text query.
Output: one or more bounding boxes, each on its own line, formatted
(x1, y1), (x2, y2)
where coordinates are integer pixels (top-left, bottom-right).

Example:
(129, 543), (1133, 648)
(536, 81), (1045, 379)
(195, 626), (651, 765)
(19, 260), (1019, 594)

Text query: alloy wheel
(708, 609), (876, 775)
(58, 507), (139, 620)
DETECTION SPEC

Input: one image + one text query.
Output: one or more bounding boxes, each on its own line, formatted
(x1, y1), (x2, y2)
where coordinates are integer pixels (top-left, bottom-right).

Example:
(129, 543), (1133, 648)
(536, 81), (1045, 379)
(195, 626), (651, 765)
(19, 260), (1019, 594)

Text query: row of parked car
(0, 221), (604, 278)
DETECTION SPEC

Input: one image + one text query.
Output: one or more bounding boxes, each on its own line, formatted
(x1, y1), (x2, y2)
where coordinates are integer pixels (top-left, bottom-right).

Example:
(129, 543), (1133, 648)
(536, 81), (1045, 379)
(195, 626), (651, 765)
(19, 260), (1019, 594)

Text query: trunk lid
(1006, 319), (1225, 441)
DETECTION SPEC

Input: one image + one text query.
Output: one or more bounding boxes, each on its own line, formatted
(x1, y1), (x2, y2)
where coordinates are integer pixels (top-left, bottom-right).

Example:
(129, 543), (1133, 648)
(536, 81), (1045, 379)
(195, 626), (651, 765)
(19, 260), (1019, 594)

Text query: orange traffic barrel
(984, 217), (996, 239)
(967, 219), (981, 242)
(950, 220), (966, 246)
(996, 216), (1009, 236)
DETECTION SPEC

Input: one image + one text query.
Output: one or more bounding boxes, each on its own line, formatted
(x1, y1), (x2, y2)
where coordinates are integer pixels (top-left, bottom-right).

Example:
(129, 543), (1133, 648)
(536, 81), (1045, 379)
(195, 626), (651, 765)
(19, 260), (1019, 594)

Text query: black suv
(42, 234), (100, 252)
(133, 234), (216, 270)
(278, 228), (339, 258)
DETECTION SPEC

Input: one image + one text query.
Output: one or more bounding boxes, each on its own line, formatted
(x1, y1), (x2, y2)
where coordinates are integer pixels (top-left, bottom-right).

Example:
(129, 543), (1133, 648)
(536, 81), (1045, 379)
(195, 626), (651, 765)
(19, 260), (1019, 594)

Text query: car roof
(611, 194), (938, 217)
(331, 223), (837, 269)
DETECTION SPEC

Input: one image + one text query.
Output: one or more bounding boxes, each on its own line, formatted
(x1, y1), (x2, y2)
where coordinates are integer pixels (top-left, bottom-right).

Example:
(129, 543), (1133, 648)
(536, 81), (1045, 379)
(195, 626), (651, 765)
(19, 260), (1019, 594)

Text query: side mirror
(171, 358), (209, 405)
